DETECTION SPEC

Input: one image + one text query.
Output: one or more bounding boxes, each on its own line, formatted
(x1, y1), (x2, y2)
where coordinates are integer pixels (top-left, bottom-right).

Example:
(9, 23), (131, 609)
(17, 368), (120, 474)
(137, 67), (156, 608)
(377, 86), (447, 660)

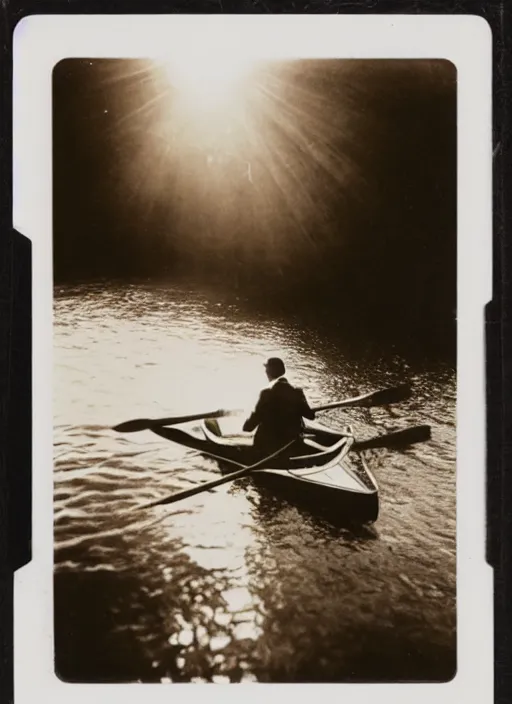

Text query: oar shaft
(314, 384), (411, 412)
(138, 438), (296, 510)
(113, 409), (234, 433)
(143, 466), (250, 508)
(147, 410), (228, 427)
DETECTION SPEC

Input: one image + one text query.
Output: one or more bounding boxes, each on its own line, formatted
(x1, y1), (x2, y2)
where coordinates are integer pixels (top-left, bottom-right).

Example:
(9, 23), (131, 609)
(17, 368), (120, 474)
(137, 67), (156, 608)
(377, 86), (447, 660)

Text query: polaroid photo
(12, 13), (492, 703)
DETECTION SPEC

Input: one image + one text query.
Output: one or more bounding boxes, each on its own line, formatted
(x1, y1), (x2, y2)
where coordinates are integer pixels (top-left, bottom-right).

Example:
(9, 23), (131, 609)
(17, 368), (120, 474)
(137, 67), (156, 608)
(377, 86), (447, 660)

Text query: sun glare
(163, 54), (254, 110)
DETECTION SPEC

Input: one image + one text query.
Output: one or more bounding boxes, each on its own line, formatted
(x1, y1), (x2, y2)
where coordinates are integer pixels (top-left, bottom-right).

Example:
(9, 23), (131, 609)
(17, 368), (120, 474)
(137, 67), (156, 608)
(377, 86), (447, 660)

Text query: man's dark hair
(265, 357), (286, 377)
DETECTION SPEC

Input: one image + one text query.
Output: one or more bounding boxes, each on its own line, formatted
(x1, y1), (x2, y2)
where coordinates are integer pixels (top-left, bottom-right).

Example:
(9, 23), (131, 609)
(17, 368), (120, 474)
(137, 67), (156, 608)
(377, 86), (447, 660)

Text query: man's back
(243, 377), (315, 452)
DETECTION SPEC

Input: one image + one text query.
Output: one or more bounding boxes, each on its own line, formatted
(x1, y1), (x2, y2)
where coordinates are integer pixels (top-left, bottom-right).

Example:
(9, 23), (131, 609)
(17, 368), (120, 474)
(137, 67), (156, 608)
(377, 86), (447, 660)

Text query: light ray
(100, 57), (363, 269)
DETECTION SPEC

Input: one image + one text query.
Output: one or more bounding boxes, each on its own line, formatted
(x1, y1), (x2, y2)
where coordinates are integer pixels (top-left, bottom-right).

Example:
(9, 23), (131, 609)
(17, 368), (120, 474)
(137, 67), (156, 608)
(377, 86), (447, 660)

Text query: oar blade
(113, 418), (152, 433)
(364, 384), (412, 407)
(354, 424), (431, 451)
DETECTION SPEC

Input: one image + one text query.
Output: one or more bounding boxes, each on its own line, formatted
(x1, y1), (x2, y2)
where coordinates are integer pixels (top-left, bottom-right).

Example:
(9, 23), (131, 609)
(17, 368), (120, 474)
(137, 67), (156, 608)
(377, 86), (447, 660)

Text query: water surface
(54, 283), (456, 683)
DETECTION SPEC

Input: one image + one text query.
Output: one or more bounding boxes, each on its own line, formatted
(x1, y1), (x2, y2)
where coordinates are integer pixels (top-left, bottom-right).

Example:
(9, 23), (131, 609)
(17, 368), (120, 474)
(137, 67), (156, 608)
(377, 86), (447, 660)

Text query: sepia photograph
(52, 54), (457, 684)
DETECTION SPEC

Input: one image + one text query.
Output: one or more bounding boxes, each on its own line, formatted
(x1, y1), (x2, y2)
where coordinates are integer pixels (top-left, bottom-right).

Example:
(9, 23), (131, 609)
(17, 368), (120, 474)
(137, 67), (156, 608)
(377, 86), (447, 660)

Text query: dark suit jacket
(243, 377), (315, 452)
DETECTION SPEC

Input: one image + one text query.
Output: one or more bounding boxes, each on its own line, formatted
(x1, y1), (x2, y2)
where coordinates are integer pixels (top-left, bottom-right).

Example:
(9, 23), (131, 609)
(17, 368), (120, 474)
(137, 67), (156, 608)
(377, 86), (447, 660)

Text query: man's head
(264, 357), (286, 382)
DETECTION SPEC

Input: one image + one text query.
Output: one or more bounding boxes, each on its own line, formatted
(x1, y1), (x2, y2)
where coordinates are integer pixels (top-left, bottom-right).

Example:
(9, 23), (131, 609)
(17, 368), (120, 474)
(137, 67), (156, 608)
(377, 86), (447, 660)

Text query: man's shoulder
(272, 379), (302, 397)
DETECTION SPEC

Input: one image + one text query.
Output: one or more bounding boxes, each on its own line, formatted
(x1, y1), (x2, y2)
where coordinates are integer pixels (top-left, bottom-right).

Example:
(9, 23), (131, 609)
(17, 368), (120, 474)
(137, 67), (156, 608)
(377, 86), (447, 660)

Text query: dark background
(53, 58), (456, 357)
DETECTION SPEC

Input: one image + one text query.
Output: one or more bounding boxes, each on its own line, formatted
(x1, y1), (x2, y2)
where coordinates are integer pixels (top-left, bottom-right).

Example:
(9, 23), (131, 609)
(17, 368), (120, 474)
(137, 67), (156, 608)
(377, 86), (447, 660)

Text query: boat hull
(247, 464), (379, 525)
(152, 419), (379, 525)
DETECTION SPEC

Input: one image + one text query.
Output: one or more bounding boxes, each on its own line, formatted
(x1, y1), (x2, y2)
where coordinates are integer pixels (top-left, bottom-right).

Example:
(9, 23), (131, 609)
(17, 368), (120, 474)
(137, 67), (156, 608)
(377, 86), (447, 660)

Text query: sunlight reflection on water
(53, 283), (456, 684)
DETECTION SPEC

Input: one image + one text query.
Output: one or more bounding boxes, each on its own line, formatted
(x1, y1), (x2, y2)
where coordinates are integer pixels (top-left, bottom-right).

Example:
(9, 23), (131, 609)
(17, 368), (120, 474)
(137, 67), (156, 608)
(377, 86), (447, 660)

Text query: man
(243, 357), (316, 457)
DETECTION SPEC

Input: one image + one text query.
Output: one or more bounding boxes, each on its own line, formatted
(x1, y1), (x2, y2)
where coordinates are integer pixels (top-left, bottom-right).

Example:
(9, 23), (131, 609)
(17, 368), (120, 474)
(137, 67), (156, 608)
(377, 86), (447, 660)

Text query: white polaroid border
(13, 13), (493, 704)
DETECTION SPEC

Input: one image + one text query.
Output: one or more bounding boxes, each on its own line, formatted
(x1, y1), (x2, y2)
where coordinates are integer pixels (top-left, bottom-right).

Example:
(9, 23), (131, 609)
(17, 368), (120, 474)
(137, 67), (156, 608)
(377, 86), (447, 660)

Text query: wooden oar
(353, 425), (431, 451)
(135, 438), (297, 510)
(113, 384), (411, 434)
(314, 384), (411, 412)
(113, 409), (237, 434)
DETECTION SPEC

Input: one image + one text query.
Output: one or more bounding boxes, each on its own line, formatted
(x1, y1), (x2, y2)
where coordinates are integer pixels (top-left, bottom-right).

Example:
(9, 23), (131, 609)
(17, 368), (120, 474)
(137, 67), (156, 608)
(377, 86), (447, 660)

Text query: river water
(53, 282), (456, 683)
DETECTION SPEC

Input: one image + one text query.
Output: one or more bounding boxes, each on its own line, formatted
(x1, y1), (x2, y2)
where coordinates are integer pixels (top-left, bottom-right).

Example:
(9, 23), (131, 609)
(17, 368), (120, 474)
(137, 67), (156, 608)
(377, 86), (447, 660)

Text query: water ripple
(54, 283), (456, 683)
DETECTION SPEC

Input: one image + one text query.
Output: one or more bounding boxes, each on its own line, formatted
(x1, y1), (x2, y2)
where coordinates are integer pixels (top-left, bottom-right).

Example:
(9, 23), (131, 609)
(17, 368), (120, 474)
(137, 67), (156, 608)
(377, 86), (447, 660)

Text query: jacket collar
(269, 375), (286, 389)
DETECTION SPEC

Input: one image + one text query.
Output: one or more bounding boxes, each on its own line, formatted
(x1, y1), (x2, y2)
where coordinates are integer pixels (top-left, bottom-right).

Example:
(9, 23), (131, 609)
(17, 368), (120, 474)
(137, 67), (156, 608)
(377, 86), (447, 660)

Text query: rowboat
(151, 417), (379, 525)
(115, 385), (429, 523)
